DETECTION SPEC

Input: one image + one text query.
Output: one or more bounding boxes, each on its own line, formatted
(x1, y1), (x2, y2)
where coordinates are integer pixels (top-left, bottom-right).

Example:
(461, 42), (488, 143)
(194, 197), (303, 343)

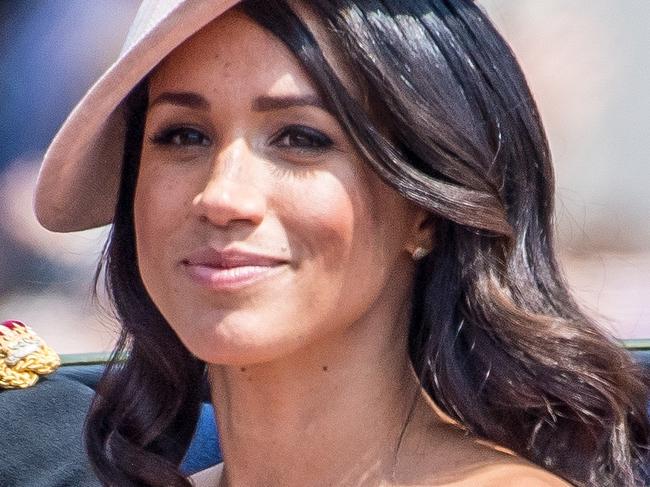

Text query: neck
(207, 305), (424, 487)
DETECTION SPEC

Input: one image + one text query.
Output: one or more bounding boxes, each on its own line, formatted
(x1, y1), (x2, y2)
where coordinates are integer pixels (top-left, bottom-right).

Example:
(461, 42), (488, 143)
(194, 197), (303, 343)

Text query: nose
(191, 140), (266, 228)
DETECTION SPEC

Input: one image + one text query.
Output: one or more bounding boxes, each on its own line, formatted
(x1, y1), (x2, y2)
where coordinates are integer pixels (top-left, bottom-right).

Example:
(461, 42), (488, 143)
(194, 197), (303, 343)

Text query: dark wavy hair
(86, 1), (650, 485)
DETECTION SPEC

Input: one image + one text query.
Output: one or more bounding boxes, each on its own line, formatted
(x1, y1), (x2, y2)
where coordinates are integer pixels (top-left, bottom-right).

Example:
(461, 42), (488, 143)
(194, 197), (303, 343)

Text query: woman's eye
(272, 125), (333, 152)
(150, 127), (210, 147)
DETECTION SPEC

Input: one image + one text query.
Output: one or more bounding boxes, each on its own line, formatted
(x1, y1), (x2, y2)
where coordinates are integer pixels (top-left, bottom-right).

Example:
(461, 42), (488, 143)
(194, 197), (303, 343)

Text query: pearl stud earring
(411, 247), (431, 261)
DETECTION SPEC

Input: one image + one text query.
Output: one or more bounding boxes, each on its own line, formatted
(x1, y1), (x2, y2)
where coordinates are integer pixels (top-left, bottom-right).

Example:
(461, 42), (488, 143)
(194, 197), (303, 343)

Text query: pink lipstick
(181, 247), (288, 291)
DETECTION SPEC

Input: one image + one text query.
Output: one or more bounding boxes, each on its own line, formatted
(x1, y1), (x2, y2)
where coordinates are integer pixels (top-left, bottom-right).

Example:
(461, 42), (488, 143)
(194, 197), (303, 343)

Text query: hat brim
(34, 0), (241, 232)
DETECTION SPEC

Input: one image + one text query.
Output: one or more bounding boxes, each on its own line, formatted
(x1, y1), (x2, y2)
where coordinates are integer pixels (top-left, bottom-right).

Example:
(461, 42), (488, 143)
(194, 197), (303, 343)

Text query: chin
(191, 343), (297, 367)
(177, 318), (306, 367)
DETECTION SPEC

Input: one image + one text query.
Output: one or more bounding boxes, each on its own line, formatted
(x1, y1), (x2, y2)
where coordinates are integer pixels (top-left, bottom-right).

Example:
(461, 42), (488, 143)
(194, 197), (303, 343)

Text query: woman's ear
(404, 210), (436, 260)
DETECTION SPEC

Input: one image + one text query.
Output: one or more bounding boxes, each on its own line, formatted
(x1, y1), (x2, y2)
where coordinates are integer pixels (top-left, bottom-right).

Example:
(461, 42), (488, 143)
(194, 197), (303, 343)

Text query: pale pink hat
(34, 0), (241, 232)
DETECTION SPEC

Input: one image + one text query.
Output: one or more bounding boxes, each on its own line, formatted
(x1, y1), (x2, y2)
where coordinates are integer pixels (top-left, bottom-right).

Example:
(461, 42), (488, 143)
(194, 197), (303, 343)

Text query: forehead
(149, 8), (318, 98)
(148, 5), (361, 104)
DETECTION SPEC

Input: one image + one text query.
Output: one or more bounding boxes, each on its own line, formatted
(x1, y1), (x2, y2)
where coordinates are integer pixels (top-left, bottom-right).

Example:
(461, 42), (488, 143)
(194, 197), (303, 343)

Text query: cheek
(277, 169), (363, 269)
(277, 166), (393, 305)
(133, 168), (191, 296)
(135, 163), (190, 223)
(290, 168), (398, 264)
(285, 180), (356, 266)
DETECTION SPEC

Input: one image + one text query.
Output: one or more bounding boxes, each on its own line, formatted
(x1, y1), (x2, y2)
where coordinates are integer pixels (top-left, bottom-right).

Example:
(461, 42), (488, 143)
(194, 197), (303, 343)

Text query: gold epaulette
(0, 320), (60, 390)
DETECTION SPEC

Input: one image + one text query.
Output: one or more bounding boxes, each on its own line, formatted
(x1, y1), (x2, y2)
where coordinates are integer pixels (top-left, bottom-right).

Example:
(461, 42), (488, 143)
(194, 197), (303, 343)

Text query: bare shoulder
(400, 448), (571, 487)
(456, 462), (572, 487)
(188, 463), (223, 487)
(395, 412), (571, 487)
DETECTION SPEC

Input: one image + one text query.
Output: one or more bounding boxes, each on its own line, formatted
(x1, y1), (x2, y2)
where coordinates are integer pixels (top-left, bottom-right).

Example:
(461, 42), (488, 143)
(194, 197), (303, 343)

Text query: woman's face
(134, 8), (430, 365)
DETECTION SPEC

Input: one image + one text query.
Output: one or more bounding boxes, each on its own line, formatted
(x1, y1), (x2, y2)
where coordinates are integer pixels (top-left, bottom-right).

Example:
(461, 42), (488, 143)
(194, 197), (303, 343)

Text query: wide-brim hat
(34, 0), (241, 232)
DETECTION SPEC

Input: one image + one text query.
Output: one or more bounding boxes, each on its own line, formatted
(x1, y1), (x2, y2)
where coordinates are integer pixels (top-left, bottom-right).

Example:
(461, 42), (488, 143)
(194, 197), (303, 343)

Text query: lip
(181, 247), (289, 291)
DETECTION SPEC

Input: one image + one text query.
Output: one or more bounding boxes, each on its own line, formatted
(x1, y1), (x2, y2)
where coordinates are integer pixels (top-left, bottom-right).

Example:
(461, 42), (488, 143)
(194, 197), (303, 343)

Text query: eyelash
(149, 125), (333, 153)
(149, 126), (210, 147)
(270, 125), (333, 153)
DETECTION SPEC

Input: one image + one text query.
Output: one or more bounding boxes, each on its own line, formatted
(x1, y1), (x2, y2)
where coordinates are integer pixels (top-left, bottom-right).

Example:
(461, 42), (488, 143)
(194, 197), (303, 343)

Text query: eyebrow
(148, 91), (329, 114)
(252, 94), (329, 113)
(149, 92), (210, 110)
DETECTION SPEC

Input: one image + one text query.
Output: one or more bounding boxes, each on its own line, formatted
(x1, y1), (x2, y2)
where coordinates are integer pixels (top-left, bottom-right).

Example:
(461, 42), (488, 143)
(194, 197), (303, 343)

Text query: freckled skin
(134, 9), (429, 366)
(140, 9), (571, 487)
